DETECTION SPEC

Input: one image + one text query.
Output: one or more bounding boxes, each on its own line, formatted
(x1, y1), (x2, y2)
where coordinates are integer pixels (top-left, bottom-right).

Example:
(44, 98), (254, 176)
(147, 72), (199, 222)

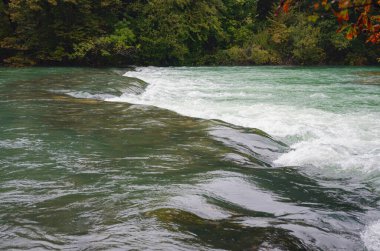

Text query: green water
(0, 67), (379, 250)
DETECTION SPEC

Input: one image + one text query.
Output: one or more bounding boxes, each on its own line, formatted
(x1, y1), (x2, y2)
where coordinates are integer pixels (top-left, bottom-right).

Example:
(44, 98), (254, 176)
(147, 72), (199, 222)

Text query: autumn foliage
(0, 0), (379, 66)
(278, 0), (380, 43)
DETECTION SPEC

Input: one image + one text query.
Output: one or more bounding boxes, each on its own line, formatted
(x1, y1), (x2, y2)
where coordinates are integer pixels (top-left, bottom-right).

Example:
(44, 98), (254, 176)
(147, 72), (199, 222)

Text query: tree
(126, 0), (225, 65)
(257, 0), (276, 19)
(278, 0), (380, 44)
(0, 0), (135, 66)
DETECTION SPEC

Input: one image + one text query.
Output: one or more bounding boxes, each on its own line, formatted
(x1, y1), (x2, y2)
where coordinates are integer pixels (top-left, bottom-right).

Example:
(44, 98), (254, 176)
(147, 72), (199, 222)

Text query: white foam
(105, 67), (380, 175)
(362, 221), (380, 251)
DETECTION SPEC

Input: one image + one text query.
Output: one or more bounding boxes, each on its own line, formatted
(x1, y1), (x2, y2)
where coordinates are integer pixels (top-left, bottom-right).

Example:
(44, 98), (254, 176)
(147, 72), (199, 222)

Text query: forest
(0, 0), (379, 66)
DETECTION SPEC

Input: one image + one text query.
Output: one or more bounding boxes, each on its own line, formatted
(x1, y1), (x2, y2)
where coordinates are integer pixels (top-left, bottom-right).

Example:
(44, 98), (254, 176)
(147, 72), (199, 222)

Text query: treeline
(0, 0), (379, 66)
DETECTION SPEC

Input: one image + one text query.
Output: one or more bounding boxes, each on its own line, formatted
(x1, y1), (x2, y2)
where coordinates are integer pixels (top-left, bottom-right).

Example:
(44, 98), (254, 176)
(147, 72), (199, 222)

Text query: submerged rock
(146, 208), (309, 251)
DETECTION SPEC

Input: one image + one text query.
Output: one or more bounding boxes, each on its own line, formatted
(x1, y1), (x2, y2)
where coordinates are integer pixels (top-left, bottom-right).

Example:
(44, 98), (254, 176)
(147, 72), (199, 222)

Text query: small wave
(0, 138), (40, 150)
(310, 93), (328, 98)
(209, 124), (289, 167)
(120, 77), (149, 95)
(50, 69), (150, 101)
(66, 91), (116, 100)
(362, 221), (380, 251)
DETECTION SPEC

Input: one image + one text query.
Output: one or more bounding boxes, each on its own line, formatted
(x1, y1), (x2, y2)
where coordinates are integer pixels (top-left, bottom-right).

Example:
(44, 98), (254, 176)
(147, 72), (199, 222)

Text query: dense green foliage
(0, 0), (378, 66)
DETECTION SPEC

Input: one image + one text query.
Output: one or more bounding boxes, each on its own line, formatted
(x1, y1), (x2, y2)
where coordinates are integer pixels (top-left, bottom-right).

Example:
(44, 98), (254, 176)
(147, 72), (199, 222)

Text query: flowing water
(0, 66), (379, 250)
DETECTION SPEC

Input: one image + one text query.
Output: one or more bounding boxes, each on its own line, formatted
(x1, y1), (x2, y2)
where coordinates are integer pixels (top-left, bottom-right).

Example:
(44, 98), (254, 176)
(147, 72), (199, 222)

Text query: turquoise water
(0, 67), (379, 250)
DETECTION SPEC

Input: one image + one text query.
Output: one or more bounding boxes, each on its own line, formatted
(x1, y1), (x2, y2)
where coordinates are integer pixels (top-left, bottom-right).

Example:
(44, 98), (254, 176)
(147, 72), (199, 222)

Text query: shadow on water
(0, 68), (379, 250)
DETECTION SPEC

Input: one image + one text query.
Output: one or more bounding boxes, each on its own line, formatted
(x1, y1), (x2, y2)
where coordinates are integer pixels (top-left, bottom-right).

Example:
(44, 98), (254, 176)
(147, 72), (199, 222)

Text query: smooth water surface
(0, 67), (380, 250)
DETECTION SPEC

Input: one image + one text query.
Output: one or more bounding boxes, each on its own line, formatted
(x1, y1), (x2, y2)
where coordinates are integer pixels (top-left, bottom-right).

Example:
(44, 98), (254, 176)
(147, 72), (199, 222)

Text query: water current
(1, 66), (379, 250)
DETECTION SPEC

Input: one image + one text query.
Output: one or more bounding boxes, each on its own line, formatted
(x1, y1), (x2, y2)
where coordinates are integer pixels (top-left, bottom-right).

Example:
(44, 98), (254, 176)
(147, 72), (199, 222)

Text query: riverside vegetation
(1, 0), (379, 67)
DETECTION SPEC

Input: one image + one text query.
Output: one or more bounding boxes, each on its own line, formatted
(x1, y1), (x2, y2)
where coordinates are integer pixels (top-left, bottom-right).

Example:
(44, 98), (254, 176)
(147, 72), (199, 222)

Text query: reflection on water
(0, 67), (379, 250)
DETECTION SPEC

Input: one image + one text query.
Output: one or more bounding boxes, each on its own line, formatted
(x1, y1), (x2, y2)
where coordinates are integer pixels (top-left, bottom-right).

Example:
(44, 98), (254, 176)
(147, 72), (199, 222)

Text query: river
(1, 66), (379, 250)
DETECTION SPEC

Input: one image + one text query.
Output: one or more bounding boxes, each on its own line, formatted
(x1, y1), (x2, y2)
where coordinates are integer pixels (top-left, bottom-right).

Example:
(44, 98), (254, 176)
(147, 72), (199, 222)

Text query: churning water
(1, 66), (379, 250)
